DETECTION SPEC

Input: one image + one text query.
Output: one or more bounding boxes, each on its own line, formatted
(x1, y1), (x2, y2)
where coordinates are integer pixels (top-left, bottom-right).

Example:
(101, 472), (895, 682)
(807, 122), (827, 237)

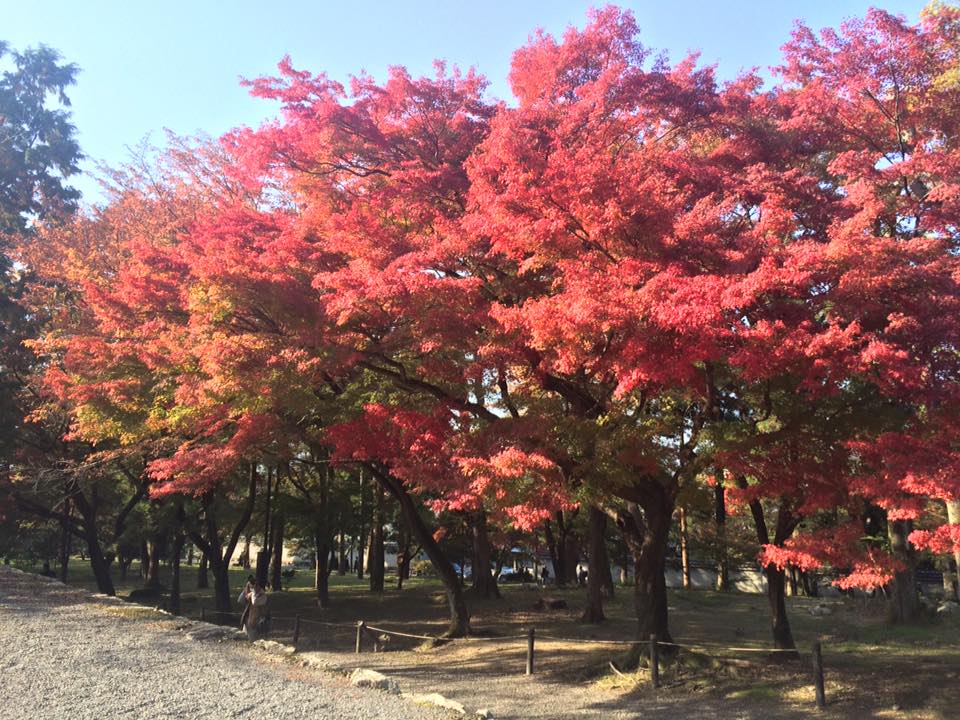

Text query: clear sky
(2, 0), (929, 204)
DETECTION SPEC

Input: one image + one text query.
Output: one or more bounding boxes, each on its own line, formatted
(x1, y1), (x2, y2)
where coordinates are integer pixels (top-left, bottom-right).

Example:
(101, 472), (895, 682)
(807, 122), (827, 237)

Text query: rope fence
(196, 602), (828, 710)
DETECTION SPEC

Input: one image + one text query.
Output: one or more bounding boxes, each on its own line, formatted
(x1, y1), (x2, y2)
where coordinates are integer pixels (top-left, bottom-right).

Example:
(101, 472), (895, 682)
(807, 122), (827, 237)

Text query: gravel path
(0, 566), (451, 720)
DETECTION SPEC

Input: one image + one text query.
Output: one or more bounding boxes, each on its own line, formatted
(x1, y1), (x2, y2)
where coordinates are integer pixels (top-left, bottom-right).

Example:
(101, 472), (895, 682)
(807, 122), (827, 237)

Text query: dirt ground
(255, 578), (960, 719)
(42, 562), (960, 719)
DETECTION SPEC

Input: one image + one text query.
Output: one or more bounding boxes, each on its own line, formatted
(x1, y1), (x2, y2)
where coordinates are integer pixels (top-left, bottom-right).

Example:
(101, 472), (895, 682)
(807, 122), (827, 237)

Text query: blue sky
(3, 1), (929, 204)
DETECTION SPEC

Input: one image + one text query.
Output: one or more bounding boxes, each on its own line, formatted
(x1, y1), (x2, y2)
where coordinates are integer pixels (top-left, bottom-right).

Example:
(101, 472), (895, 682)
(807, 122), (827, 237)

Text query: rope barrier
(208, 609), (797, 655)
(364, 625), (437, 641)
(287, 616), (357, 629)
(534, 633), (800, 653)
(536, 634), (639, 646)
(655, 640), (800, 654)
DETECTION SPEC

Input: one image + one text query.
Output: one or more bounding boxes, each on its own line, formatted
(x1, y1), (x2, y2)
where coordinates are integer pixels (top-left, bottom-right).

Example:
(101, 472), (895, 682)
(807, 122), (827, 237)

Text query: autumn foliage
(15, 4), (960, 641)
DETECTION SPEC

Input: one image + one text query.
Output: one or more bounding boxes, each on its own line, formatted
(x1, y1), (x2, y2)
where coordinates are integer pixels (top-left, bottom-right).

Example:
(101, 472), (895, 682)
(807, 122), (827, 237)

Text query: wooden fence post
(293, 614), (301, 646)
(356, 620), (365, 654)
(812, 639), (826, 708)
(649, 634), (660, 689)
(526, 627), (535, 675)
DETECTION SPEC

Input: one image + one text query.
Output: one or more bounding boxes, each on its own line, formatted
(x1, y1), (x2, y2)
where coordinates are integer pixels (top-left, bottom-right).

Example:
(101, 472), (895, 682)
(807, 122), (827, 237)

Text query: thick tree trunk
(146, 534), (165, 589)
(209, 558), (232, 613)
(315, 533), (331, 607)
(368, 482), (385, 593)
(255, 549), (270, 588)
(612, 493), (674, 644)
(197, 555), (209, 589)
(373, 465), (470, 636)
(764, 563), (796, 650)
(582, 506), (607, 623)
(678, 507), (691, 590)
(714, 481), (729, 591)
(887, 519), (921, 623)
(270, 513), (284, 590)
(470, 510), (500, 599)
(632, 508), (672, 642)
(85, 527), (115, 596)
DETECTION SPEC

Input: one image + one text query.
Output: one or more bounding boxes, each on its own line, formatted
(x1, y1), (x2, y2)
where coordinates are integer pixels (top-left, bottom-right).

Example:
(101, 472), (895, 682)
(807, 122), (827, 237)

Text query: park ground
(14, 559), (960, 719)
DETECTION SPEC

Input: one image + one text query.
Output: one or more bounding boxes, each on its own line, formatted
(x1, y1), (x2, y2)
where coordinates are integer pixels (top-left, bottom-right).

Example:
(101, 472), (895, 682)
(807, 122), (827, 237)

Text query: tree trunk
(946, 501), (960, 602)
(338, 527), (348, 576)
(85, 526), (116, 596)
(632, 508), (672, 642)
(788, 566), (799, 596)
(58, 498), (72, 583)
(357, 470), (366, 579)
(182, 466), (257, 614)
(582, 506), (607, 623)
(209, 557), (232, 613)
(197, 555), (209, 589)
(612, 493), (673, 644)
(140, 541), (150, 579)
(373, 465), (469, 636)
(678, 506), (691, 590)
(255, 549), (270, 588)
(562, 523), (580, 586)
(764, 563), (795, 650)
(544, 519), (562, 585)
(270, 513), (284, 590)
(599, 534), (615, 598)
(240, 535), (251, 570)
(368, 482), (385, 593)
(396, 522), (414, 590)
(315, 533), (331, 607)
(470, 510), (500, 599)
(146, 534), (165, 589)
(258, 467), (273, 587)
(887, 518), (921, 623)
(738, 479), (799, 652)
(714, 481), (729, 591)
(170, 529), (184, 615)
(313, 462), (334, 607)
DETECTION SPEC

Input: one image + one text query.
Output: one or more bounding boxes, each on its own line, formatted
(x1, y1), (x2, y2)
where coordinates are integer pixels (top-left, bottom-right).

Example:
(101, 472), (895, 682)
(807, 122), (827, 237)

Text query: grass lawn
(15, 557), (960, 719)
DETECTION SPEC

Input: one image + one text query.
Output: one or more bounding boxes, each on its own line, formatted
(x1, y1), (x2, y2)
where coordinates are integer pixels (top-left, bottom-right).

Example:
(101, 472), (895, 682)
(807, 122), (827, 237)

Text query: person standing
(238, 575), (255, 630)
